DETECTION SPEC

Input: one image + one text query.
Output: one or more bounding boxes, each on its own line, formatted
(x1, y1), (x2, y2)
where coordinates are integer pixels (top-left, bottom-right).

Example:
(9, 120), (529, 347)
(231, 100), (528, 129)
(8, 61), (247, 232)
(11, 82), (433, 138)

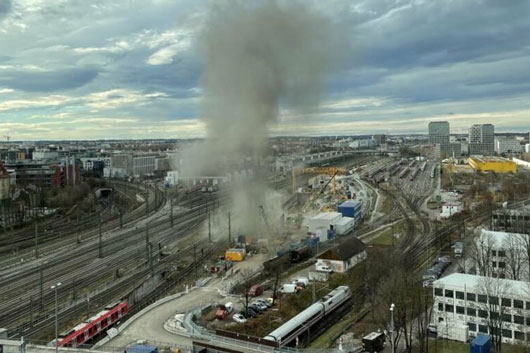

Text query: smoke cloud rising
(186, 0), (345, 239)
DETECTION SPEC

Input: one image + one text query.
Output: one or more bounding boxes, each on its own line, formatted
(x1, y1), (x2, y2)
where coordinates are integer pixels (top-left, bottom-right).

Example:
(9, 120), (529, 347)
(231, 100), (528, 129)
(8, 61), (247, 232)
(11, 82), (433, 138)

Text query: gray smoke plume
(185, 0), (345, 239)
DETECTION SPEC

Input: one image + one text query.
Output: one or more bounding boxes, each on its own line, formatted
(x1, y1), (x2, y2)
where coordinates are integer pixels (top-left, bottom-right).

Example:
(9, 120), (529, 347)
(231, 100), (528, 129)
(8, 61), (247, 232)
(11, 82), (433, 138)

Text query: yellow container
(225, 249), (245, 262)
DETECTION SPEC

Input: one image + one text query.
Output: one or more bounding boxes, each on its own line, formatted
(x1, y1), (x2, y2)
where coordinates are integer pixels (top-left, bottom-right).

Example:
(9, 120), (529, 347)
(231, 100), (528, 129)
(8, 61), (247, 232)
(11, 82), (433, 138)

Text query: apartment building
(433, 273), (530, 344)
(469, 124), (495, 155)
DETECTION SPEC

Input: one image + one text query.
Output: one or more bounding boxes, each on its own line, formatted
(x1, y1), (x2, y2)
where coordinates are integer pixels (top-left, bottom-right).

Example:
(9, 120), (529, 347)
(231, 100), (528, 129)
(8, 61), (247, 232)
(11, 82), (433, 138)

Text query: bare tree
(472, 230), (495, 277)
(477, 276), (512, 353)
(503, 233), (527, 281)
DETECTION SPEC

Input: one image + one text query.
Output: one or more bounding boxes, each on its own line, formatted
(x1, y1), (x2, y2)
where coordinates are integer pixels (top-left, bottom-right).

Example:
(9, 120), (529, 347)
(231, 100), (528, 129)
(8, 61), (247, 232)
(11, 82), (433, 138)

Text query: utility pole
(145, 185), (149, 216)
(72, 278), (76, 301)
(208, 212), (212, 243)
(76, 208), (80, 243)
(145, 223), (150, 262)
(170, 196), (174, 228)
(39, 264), (44, 310)
(193, 243), (198, 279)
(29, 295), (33, 328)
(119, 208), (123, 228)
(390, 303), (395, 353)
(98, 213), (103, 258)
(148, 242), (153, 275)
(34, 221), (39, 258)
(228, 212), (231, 244)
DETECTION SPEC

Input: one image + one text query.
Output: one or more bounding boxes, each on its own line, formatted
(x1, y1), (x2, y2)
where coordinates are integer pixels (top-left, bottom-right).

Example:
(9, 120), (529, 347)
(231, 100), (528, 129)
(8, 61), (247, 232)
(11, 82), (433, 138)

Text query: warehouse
(468, 156), (516, 173)
(433, 273), (530, 344)
(315, 237), (366, 273)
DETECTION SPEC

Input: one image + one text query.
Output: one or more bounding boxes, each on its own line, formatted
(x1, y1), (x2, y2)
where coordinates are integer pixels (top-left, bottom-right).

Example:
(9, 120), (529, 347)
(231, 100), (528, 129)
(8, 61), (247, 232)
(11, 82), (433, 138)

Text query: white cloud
(147, 43), (181, 65)
(0, 88), (14, 94)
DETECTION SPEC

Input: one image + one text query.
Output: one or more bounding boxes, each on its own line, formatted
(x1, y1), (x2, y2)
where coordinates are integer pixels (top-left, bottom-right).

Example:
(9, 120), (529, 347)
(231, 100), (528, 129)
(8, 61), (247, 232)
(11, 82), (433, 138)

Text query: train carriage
(51, 301), (128, 348)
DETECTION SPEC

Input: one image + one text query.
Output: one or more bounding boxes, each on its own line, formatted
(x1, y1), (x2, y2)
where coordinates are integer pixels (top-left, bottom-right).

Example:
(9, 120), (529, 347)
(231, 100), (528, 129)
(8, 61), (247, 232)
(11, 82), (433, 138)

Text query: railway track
(0, 190), (222, 335)
(0, 182), (164, 263)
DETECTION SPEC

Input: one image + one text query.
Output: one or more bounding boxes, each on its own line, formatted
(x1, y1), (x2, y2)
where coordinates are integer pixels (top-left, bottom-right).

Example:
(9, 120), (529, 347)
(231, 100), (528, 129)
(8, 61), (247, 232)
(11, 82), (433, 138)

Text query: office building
(433, 273), (530, 344)
(429, 121), (450, 158)
(469, 124), (495, 155)
(495, 138), (523, 154)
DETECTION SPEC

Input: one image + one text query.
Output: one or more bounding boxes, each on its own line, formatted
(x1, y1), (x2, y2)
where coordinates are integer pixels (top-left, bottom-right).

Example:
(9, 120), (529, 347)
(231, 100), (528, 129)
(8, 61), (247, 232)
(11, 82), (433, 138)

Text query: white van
(279, 284), (298, 293)
(291, 277), (309, 287)
(224, 302), (233, 314)
(315, 263), (333, 273)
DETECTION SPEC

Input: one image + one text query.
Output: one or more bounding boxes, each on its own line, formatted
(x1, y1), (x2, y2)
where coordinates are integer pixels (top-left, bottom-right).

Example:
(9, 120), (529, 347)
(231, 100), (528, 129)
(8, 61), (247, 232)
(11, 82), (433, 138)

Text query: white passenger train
(264, 286), (352, 346)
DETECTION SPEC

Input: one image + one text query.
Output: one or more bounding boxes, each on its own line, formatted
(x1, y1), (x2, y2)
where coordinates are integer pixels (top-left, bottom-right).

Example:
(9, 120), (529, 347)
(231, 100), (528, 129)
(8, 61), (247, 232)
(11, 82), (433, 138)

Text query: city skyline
(1, 1), (530, 140)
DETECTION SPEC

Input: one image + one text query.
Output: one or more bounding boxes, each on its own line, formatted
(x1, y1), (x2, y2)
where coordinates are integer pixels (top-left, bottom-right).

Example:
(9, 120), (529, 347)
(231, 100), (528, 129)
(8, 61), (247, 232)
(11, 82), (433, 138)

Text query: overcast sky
(0, 0), (529, 140)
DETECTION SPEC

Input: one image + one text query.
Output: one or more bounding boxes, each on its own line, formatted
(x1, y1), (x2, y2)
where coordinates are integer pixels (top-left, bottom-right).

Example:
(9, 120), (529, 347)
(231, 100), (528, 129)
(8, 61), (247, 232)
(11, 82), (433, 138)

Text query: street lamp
(390, 303), (395, 353)
(51, 282), (62, 353)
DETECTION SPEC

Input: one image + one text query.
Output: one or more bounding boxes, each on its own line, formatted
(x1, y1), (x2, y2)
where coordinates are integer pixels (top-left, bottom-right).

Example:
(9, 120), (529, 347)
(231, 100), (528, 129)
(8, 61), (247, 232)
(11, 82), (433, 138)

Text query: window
(467, 308), (476, 316)
(498, 250), (506, 257)
(468, 323), (477, 332)
(467, 293), (476, 301)
(490, 296), (499, 305)
(456, 306), (465, 314)
(435, 288), (443, 296)
(490, 312), (499, 320)
(445, 304), (454, 313)
(492, 261), (497, 267)
(479, 310), (488, 319)
(438, 303), (443, 311)
(445, 290), (454, 298)
(478, 294), (487, 303)
(502, 329), (512, 339)
(456, 291), (465, 300)
(514, 300), (524, 309)
(514, 331), (525, 341)
(502, 314), (512, 323)
(499, 262), (506, 268)
(438, 317), (444, 322)
(526, 301), (530, 310)
(479, 325), (488, 333)
(492, 250), (497, 256)
(526, 317), (530, 326)
(514, 315), (524, 325)
(502, 298), (511, 307)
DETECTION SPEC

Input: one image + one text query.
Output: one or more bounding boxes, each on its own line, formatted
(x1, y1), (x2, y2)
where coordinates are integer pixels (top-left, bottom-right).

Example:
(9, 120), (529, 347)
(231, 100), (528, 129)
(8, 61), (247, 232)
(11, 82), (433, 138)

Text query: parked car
(291, 280), (306, 288)
(253, 297), (272, 308)
(251, 301), (268, 311)
(240, 308), (258, 318)
(315, 264), (333, 273)
(224, 302), (234, 314)
(215, 305), (228, 320)
(233, 313), (247, 324)
(280, 283), (301, 293)
(291, 277), (309, 287)
(248, 284), (264, 297)
(437, 256), (452, 265)
(249, 303), (265, 314)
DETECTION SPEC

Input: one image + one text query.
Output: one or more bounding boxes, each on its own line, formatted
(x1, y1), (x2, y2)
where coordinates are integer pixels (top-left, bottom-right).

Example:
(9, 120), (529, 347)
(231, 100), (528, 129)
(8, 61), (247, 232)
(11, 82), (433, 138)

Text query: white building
(316, 237), (366, 273)
(433, 273), (530, 344)
(495, 138), (523, 154)
(349, 139), (376, 149)
(475, 229), (530, 280)
(80, 157), (110, 170)
(513, 158), (530, 170)
(441, 202), (463, 219)
(32, 149), (58, 161)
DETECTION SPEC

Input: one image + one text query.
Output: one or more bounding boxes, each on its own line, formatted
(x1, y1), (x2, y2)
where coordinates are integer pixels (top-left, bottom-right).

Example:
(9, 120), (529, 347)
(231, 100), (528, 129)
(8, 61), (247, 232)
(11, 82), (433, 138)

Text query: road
(102, 254), (267, 351)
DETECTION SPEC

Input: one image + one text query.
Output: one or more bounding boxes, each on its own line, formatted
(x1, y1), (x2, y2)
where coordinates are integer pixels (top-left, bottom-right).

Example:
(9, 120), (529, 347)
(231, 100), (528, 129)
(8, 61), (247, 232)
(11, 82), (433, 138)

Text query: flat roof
(469, 156), (514, 163)
(433, 273), (529, 297)
(310, 212), (342, 220)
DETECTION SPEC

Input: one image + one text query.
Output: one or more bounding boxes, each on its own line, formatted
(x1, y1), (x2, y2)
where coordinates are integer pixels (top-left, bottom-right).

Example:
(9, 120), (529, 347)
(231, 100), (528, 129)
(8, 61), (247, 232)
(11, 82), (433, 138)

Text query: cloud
(0, 0), (11, 20)
(0, 67), (99, 92)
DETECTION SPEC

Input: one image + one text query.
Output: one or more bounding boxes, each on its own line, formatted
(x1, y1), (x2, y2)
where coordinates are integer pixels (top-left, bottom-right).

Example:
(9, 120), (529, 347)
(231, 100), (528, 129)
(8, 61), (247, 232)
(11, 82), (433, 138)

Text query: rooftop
(433, 273), (529, 298)
(469, 156), (514, 163)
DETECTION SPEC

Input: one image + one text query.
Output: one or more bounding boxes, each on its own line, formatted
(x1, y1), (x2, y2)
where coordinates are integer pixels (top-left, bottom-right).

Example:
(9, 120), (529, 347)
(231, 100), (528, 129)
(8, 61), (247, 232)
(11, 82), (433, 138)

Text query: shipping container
(470, 335), (491, 353)
(338, 201), (362, 218)
(225, 248), (246, 262)
(127, 344), (158, 353)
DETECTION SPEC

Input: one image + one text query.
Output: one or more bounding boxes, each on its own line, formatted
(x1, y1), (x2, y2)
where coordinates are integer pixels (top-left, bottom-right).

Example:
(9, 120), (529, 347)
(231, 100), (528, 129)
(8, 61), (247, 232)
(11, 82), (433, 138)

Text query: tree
(503, 233), (527, 281)
(472, 231), (495, 277)
(477, 276), (512, 353)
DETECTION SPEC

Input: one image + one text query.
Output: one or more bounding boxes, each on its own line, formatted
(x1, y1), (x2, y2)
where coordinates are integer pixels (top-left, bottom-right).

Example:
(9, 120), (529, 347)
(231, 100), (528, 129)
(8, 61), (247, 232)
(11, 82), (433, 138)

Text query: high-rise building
(429, 121), (450, 158)
(469, 124), (494, 155)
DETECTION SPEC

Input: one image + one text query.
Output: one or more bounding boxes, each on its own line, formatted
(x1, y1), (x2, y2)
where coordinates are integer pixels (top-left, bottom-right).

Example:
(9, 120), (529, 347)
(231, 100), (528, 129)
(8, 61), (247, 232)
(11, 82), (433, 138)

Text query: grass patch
(379, 195), (393, 213)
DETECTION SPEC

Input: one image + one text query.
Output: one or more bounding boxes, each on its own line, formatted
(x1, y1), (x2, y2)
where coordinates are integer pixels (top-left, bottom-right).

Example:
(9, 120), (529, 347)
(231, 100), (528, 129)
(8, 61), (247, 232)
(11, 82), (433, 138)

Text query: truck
(248, 284), (264, 297)
(362, 332), (385, 353)
(453, 241), (464, 258)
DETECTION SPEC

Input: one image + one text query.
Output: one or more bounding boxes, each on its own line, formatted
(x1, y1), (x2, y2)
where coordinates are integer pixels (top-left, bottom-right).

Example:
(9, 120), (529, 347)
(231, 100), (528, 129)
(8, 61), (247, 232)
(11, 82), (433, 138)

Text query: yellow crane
(291, 167), (347, 194)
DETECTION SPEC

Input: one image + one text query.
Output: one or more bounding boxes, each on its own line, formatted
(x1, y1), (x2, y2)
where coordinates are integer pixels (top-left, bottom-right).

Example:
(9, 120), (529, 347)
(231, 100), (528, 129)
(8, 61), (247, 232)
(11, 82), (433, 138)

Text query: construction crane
(3, 130), (10, 142)
(291, 167), (347, 194)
